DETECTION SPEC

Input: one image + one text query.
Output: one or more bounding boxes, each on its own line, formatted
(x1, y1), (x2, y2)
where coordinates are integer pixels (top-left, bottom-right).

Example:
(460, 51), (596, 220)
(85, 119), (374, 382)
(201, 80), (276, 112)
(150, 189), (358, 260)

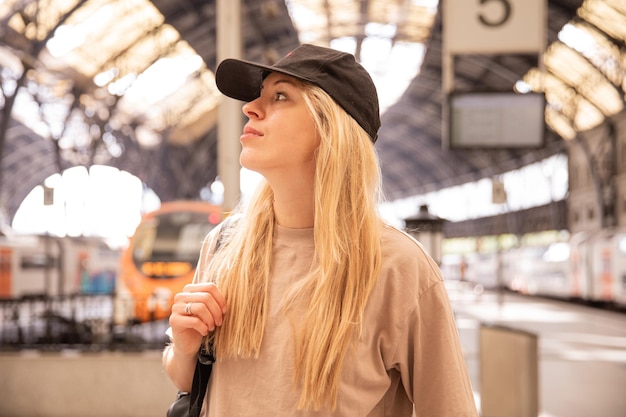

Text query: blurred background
(0, 0), (625, 416)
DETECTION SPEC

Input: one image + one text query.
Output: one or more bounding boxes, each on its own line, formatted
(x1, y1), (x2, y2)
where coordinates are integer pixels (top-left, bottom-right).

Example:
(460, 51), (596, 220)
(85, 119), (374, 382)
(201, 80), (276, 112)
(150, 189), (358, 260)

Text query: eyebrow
(260, 76), (298, 91)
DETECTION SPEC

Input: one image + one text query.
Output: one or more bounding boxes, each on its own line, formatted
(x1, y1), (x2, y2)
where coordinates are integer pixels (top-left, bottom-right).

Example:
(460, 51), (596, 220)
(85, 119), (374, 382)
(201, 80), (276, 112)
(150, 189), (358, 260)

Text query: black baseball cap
(215, 44), (381, 142)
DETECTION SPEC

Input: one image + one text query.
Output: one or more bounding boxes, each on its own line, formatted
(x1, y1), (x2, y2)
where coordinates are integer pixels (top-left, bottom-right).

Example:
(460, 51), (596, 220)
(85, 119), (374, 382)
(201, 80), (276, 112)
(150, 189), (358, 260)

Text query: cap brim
(215, 59), (267, 102)
(215, 58), (315, 102)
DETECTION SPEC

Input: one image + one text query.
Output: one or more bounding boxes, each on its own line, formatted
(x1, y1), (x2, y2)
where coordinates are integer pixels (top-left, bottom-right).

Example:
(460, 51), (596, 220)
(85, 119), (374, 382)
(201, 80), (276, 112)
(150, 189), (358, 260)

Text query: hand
(168, 282), (227, 356)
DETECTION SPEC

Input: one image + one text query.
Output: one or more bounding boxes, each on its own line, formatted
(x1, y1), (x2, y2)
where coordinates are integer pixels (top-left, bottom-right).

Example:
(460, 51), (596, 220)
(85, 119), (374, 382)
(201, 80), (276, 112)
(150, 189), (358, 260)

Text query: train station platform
(447, 281), (626, 417)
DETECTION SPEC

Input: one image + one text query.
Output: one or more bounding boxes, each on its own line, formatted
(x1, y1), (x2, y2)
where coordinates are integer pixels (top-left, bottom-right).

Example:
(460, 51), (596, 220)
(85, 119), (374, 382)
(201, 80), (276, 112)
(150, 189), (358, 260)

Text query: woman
(163, 44), (478, 416)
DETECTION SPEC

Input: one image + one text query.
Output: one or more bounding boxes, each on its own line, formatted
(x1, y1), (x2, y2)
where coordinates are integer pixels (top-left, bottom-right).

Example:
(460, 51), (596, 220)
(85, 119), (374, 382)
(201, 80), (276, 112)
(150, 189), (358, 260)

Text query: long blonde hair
(205, 81), (383, 410)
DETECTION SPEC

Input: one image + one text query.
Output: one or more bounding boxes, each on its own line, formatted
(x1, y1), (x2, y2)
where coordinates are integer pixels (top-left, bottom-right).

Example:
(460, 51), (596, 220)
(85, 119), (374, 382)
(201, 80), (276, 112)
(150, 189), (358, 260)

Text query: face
(239, 72), (320, 181)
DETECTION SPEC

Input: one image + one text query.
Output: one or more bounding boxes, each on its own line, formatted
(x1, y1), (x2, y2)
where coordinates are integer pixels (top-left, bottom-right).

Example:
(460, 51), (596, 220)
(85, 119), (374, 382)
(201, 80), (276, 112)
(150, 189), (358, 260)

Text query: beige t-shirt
(195, 223), (477, 417)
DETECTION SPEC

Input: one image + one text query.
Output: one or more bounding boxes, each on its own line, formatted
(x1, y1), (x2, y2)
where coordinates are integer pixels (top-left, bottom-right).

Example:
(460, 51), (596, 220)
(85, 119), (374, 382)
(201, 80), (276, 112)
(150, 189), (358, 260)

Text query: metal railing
(0, 293), (169, 351)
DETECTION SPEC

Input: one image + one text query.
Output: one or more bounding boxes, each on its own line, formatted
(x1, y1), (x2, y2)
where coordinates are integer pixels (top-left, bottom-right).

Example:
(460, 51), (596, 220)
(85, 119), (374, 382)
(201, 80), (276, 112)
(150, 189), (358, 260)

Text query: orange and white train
(117, 201), (223, 323)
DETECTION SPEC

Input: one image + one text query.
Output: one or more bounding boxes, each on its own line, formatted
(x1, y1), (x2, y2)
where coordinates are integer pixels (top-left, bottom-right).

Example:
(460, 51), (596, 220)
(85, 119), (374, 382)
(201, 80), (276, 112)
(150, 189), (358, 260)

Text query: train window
(542, 243), (570, 263)
(132, 219), (158, 261)
(20, 254), (57, 269)
(132, 211), (215, 264)
(151, 221), (181, 257)
(177, 224), (212, 254)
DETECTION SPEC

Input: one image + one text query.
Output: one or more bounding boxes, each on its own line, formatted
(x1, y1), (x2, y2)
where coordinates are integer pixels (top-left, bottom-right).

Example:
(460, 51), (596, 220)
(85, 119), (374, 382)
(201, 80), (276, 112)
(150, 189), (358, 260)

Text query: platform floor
(446, 281), (626, 417)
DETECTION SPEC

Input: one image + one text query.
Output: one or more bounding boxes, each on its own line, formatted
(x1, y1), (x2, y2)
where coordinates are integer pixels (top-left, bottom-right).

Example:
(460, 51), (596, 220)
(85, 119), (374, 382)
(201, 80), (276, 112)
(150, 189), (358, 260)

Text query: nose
(242, 97), (262, 119)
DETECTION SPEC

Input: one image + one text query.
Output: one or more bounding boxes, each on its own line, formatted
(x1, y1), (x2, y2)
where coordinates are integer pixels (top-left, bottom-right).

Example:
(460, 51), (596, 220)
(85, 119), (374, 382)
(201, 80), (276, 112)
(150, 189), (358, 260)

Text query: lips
(243, 126), (262, 136)
(240, 125), (263, 142)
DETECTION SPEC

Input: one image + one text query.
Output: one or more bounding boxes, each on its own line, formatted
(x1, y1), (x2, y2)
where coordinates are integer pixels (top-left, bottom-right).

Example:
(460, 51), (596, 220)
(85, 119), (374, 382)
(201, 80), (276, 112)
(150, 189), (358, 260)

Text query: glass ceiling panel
(574, 95), (607, 130)
(397, 7), (436, 42)
(286, 1), (331, 43)
(521, 0), (625, 140)
(546, 108), (577, 140)
(369, 0), (435, 42)
(0, 0), (221, 148)
(286, 0), (437, 46)
(11, 0), (80, 41)
(545, 43), (623, 115)
(578, 0), (626, 41)
(566, 22), (624, 88)
(44, 4), (167, 78)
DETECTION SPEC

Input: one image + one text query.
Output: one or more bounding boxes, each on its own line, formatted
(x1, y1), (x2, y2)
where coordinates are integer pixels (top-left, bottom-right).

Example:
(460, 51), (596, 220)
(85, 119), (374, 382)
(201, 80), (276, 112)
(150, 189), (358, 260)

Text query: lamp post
(404, 204), (446, 265)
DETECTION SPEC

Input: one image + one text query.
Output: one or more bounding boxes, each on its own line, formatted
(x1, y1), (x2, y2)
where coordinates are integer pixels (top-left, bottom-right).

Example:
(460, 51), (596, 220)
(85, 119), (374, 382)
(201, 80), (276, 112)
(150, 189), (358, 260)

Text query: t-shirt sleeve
(381, 227), (478, 416)
(396, 279), (478, 416)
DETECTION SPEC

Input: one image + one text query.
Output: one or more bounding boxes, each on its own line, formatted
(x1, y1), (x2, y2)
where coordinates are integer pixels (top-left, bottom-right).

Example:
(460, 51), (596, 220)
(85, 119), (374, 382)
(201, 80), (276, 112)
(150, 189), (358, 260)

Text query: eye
(274, 91), (287, 101)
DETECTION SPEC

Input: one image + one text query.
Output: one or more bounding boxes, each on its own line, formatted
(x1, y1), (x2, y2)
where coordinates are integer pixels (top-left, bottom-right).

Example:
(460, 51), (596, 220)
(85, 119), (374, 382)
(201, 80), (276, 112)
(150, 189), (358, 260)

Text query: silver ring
(184, 302), (193, 316)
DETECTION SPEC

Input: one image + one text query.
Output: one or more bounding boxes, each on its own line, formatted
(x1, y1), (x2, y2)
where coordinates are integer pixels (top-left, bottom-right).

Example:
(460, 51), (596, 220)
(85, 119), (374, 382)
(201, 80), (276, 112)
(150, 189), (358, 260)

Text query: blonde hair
(205, 82), (383, 411)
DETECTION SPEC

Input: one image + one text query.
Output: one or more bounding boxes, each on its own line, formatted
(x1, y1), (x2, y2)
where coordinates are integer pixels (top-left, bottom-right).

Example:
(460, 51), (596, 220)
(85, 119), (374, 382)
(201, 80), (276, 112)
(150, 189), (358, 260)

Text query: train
(0, 201), (223, 325)
(441, 227), (626, 309)
(117, 201), (223, 323)
(0, 233), (120, 299)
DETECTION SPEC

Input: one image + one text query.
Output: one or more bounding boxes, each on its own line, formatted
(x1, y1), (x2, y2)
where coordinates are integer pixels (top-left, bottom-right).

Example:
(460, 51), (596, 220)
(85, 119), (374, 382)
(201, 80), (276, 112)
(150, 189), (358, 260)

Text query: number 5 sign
(443, 0), (546, 54)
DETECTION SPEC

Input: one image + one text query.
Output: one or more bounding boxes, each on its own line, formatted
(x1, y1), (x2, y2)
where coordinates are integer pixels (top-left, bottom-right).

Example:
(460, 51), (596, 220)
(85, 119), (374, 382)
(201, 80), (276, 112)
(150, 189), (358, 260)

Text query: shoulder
(379, 224), (443, 296)
(202, 214), (242, 251)
(362, 225), (449, 358)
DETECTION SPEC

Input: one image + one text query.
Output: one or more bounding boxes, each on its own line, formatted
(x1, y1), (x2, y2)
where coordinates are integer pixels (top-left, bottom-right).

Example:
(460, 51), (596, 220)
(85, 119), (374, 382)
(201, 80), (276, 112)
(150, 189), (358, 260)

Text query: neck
(272, 190), (315, 229)
(265, 172), (315, 229)
(261, 166), (315, 229)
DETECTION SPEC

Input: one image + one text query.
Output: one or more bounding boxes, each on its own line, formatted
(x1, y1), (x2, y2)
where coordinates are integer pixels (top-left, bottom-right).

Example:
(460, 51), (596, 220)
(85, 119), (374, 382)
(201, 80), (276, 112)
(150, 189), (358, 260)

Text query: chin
(239, 155), (261, 174)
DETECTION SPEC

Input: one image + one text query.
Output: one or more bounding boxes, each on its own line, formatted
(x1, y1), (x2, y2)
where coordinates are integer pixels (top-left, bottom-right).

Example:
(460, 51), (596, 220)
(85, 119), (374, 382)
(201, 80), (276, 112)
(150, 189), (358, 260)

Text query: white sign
(449, 92), (545, 148)
(444, 0), (546, 54)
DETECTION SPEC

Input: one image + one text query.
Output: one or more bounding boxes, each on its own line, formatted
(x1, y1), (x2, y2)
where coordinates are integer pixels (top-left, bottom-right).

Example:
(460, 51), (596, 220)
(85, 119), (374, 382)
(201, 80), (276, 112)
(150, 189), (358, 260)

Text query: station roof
(0, 0), (624, 221)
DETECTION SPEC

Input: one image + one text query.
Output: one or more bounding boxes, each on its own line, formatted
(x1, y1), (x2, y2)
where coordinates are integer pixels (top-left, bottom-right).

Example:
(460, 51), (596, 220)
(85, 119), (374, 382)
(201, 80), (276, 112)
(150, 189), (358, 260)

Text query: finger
(197, 296), (226, 327)
(184, 298), (224, 329)
(174, 293), (225, 329)
(203, 283), (228, 313)
(178, 283), (227, 313)
(182, 282), (220, 293)
(169, 309), (210, 337)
